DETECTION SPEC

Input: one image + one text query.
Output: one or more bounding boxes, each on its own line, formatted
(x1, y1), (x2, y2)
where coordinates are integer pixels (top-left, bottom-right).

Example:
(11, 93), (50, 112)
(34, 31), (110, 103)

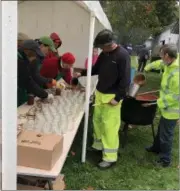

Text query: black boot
(145, 146), (160, 154)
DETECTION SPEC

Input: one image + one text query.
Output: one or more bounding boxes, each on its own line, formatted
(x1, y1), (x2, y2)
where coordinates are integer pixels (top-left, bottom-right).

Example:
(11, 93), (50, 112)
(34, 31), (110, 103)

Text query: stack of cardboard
(17, 175), (66, 190)
(17, 184), (44, 190)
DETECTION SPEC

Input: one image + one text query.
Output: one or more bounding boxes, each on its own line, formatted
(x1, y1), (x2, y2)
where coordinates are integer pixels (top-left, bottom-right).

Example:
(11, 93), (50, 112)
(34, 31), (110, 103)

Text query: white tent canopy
(18, 0), (112, 68)
(2, 1), (111, 189)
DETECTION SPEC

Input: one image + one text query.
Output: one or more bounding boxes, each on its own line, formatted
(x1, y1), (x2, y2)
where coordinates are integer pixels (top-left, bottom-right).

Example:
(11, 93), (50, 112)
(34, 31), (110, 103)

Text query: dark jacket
(81, 46), (131, 102)
(18, 50), (48, 99)
(138, 47), (149, 61)
(30, 59), (52, 87)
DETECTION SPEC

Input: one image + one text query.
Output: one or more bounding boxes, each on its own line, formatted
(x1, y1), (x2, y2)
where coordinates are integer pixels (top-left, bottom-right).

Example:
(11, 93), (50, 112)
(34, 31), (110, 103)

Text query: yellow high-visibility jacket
(145, 58), (179, 120)
(144, 59), (164, 73)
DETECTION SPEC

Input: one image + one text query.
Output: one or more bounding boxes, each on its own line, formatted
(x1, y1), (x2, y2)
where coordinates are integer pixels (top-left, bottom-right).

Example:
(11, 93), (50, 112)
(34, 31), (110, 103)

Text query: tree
(101, 0), (179, 45)
(154, 0), (178, 27)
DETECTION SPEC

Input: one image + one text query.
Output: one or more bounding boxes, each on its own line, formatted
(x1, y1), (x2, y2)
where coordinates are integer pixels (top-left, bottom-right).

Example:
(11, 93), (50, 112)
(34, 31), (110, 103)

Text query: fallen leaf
(86, 187), (94, 190)
(81, 187), (94, 190)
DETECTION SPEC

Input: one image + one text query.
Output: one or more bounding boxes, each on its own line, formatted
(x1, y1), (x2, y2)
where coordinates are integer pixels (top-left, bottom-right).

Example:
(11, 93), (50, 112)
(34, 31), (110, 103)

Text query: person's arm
(144, 60), (164, 72)
(27, 77), (48, 99)
(157, 72), (179, 109)
(114, 55), (131, 102)
(81, 54), (101, 76)
(84, 58), (88, 69)
(62, 68), (73, 84)
(18, 59), (48, 99)
(31, 60), (52, 87)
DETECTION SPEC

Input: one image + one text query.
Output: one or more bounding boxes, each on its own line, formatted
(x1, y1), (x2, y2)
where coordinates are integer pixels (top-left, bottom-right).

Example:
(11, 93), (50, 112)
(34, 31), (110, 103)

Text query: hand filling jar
(27, 94), (34, 105)
(55, 88), (61, 96)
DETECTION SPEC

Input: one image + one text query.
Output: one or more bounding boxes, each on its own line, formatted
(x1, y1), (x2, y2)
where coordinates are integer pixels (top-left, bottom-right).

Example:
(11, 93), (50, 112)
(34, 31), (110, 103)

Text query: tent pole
(2, 1), (17, 190)
(81, 11), (95, 163)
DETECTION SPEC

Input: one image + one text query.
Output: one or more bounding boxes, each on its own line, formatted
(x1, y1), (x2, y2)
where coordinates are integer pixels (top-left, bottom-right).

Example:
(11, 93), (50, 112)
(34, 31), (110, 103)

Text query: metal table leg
(122, 123), (129, 148)
(47, 180), (54, 190)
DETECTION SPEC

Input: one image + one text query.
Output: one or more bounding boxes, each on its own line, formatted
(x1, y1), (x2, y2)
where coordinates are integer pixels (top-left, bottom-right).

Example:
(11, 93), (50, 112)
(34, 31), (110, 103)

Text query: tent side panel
(18, 1), (91, 69)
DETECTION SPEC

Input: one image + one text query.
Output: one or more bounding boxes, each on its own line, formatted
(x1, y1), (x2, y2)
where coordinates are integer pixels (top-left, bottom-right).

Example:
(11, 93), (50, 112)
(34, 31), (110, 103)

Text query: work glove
(47, 93), (54, 100)
(42, 93), (54, 104)
(56, 81), (66, 90)
(46, 79), (57, 88)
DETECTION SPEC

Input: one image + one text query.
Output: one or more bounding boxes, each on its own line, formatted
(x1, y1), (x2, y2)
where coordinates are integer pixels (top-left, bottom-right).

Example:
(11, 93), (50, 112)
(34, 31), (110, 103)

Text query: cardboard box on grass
(17, 130), (63, 170)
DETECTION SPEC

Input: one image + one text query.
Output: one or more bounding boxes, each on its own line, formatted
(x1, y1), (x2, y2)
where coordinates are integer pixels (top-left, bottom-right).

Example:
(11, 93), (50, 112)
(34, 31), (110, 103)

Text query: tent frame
(2, 1), (110, 189)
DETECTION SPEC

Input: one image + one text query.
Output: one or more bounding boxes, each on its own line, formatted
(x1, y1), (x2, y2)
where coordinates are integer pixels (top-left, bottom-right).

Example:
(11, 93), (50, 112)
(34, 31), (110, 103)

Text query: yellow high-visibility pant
(92, 90), (121, 162)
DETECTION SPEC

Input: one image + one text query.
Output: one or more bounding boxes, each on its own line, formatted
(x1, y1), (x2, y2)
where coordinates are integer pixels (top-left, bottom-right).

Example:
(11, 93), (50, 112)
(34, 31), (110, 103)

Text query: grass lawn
(62, 59), (179, 190)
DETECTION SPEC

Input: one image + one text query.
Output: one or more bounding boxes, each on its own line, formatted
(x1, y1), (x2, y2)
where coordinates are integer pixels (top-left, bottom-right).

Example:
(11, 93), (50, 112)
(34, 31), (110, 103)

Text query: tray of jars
(18, 89), (85, 135)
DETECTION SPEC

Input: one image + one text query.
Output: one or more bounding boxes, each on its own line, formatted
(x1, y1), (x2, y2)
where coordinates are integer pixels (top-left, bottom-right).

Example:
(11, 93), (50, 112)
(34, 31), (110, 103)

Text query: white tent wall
(18, 1), (109, 69)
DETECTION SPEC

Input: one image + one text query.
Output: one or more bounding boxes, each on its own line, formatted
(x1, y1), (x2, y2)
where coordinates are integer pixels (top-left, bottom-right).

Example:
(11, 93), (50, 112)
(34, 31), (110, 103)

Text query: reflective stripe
(162, 96), (169, 108)
(103, 148), (118, 153)
(103, 159), (117, 163)
(164, 108), (180, 114)
(161, 94), (180, 108)
(173, 95), (180, 101)
(164, 68), (179, 91)
(161, 68), (179, 108)
(94, 139), (101, 143)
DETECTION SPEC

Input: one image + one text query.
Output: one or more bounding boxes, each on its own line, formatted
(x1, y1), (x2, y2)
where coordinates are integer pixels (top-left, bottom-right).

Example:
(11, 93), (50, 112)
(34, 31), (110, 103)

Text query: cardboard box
(17, 130), (63, 170)
(17, 183), (44, 190)
(17, 124), (24, 136)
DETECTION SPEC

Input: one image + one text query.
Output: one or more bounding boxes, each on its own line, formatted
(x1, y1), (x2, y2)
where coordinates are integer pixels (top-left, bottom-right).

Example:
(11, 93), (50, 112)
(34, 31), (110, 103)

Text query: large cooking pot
(121, 94), (158, 125)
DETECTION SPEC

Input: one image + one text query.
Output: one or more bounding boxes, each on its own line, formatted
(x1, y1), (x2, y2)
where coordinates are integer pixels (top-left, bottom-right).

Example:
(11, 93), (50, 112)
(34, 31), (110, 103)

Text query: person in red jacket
(40, 52), (75, 84)
(50, 32), (62, 50)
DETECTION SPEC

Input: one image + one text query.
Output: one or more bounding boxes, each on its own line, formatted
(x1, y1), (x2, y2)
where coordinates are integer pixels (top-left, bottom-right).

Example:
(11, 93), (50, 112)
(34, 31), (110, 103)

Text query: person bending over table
(18, 40), (54, 106)
(40, 45), (76, 85)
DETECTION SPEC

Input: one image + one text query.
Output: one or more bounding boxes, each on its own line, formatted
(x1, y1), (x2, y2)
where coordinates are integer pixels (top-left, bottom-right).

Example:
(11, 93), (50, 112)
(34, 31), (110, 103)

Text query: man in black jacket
(75, 29), (131, 169)
(137, 45), (149, 72)
(18, 40), (54, 106)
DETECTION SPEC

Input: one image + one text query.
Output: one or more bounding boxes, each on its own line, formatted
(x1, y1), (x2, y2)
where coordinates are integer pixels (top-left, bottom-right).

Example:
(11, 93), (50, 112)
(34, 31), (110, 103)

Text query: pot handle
(142, 102), (157, 107)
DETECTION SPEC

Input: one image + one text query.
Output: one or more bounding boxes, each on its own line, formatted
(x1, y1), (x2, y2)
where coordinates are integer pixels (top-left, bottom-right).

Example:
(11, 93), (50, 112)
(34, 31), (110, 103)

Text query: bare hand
(177, 120), (180, 125)
(109, 99), (119, 106)
(74, 72), (81, 78)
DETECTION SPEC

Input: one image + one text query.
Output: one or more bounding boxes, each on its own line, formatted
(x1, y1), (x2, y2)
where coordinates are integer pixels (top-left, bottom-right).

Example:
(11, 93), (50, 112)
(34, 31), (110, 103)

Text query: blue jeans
(152, 116), (177, 164)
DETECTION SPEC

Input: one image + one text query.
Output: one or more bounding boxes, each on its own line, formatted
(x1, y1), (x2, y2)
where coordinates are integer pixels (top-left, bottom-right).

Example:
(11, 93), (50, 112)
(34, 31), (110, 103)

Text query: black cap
(94, 29), (116, 48)
(21, 40), (45, 57)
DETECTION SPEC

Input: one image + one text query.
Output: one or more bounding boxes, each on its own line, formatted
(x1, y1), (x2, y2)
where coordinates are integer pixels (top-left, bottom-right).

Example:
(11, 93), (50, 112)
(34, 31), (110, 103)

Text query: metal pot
(128, 83), (140, 97)
(121, 97), (157, 125)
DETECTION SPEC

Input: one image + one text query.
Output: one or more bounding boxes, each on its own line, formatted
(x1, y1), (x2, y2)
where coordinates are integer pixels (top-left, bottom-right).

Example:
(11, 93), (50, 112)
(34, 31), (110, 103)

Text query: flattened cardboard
(17, 183), (44, 190)
(17, 130), (63, 170)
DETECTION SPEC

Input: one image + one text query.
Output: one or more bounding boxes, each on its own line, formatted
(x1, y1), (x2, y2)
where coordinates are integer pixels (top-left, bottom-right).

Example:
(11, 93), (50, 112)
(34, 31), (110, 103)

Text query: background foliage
(100, 0), (179, 45)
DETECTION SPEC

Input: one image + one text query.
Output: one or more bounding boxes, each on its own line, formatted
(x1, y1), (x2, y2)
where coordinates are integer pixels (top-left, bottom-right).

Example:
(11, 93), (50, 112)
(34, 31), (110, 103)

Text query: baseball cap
(61, 52), (76, 65)
(39, 36), (57, 52)
(93, 29), (116, 48)
(21, 40), (45, 57)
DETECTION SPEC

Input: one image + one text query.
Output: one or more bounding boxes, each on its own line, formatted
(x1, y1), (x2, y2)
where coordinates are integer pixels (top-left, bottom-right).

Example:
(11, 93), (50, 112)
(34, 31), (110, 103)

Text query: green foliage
(154, 0), (178, 27)
(100, 0), (179, 45)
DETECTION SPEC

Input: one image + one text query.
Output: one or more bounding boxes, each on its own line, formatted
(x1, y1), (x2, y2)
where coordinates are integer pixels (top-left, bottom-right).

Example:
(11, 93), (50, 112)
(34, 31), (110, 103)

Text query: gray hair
(161, 44), (178, 59)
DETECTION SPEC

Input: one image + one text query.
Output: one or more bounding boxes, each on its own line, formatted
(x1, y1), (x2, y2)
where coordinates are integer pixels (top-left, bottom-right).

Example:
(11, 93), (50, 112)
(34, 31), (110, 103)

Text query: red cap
(61, 52), (75, 65)
(50, 32), (62, 46)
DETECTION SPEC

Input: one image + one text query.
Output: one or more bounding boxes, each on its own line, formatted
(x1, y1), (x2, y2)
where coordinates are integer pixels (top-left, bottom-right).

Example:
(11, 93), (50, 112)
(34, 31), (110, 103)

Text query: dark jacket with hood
(30, 58), (52, 87)
(18, 49), (48, 105)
